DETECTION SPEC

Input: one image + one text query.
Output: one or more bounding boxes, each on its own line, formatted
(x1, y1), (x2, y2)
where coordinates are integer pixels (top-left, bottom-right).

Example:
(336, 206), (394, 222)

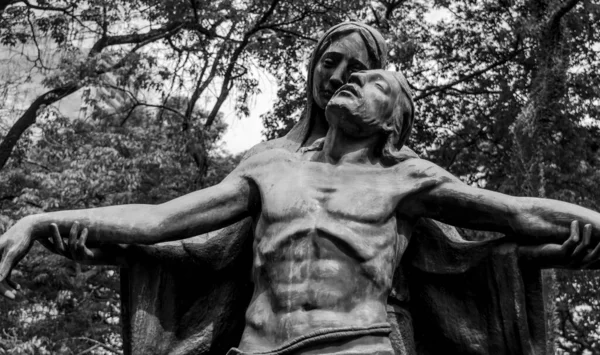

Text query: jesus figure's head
(325, 69), (415, 164)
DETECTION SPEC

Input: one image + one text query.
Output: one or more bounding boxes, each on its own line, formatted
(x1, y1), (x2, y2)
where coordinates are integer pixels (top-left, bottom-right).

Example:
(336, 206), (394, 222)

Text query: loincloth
(227, 323), (393, 355)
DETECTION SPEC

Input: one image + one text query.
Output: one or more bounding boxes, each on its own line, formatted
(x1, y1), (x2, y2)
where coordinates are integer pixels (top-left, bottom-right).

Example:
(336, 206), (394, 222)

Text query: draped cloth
(119, 22), (547, 355)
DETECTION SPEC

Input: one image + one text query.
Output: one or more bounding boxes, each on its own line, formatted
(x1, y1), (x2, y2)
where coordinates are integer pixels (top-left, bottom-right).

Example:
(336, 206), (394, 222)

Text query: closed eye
(323, 58), (335, 67)
(376, 80), (390, 93)
(376, 83), (387, 91)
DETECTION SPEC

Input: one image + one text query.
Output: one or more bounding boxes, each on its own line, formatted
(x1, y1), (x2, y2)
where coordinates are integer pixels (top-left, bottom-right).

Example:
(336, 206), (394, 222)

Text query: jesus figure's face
(325, 70), (402, 138)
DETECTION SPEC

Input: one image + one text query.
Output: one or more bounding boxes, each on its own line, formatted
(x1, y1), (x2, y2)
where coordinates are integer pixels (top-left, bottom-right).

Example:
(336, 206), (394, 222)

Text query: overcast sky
(218, 70), (277, 154)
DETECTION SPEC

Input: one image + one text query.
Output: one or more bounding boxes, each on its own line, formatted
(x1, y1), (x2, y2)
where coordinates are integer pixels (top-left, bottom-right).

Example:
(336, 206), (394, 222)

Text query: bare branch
(263, 26), (317, 43)
(75, 344), (100, 355)
(0, 84), (78, 170)
(119, 102), (185, 127)
(25, 9), (46, 68)
(62, 337), (120, 355)
(100, 3), (108, 38)
(548, 0), (582, 32)
(183, 25), (236, 127)
(251, 0), (281, 34)
(382, 0), (410, 20)
(95, 83), (184, 125)
(90, 21), (184, 55)
(370, 5), (382, 28)
(25, 159), (52, 171)
(91, 24), (184, 77)
(413, 48), (523, 101)
(17, 0), (98, 34)
(446, 87), (502, 96)
(204, 0), (281, 129)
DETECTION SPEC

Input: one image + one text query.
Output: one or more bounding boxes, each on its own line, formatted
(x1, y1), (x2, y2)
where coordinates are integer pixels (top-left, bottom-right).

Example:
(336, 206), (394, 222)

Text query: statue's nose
(348, 72), (366, 86)
(329, 64), (346, 89)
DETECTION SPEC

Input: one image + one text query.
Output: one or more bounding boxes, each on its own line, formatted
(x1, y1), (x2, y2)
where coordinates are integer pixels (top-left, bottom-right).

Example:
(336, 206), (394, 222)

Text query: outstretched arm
(0, 170), (258, 296)
(29, 174), (255, 245)
(402, 160), (600, 245)
(41, 140), (278, 267)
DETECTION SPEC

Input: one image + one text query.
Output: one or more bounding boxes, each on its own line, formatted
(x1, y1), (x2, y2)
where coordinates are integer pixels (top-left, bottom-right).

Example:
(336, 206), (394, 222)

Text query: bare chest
(254, 161), (400, 223)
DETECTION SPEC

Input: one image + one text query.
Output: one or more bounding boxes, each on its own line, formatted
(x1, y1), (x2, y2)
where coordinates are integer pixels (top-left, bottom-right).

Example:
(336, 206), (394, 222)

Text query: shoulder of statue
(393, 158), (453, 182)
(242, 137), (298, 161)
(237, 144), (296, 175)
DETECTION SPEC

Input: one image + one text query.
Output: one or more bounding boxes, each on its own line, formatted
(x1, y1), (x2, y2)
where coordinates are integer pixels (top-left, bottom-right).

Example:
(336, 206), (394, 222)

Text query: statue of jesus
(1, 69), (599, 355)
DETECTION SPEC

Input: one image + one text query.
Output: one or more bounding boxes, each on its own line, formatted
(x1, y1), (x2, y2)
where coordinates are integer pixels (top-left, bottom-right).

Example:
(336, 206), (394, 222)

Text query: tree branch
(25, 159), (52, 171)
(547, 0), (581, 32)
(413, 48), (522, 101)
(63, 337), (120, 354)
(183, 25), (235, 127)
(204, 0), (281, 129)
(119, 102), (185, 127)
(16, 0), (74, 13)
(265, 26), (317, 43)
(17, 0), (97, 34)
(0, 84), (78, 170)
(75, 344), (100, 355)
(90, 21), (184, 55)
(25, 9), (46, 69)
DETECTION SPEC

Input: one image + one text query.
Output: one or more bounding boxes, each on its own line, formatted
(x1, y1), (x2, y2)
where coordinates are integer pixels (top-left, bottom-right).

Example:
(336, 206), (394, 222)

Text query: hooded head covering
(285, 22), (389, 148)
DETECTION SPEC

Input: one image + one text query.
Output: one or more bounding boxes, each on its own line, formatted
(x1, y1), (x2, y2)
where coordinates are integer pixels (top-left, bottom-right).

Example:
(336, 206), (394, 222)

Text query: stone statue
(1, 69), (600, 355)
(3, 22), (595, 355)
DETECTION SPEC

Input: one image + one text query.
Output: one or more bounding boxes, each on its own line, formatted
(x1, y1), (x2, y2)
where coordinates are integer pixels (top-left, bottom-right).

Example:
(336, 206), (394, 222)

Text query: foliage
(0, 98), (240, 353)
(0, 244), (122, 355)
(556, 270), (600, 354)
(1, 0), (600, 353)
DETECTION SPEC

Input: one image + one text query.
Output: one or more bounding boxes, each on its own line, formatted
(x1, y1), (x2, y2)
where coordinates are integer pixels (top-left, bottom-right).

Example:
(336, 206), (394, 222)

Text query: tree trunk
(511, 2), (581, 353)
(0, 85), (77, 171)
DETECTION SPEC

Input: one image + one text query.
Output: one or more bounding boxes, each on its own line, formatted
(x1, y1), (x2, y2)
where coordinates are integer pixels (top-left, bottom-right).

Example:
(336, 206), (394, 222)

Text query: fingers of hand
(582, 225), (600, 268)
(68, 222), (80, 254)
(0, 281), (16, 300)
(570, 220), (580, 243)
(570, 222), (590, 261)
(561, 221), (580, 254)
(50, 223), (66, 256)
(6, 277), (20, 291)
(583, 224), (592, 246)
(75, 228), (92, 260)
(0, 249), (17, 283)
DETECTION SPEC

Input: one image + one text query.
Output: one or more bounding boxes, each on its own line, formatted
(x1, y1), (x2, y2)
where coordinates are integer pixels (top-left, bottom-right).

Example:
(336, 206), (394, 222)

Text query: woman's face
(312, 32), (371, 110)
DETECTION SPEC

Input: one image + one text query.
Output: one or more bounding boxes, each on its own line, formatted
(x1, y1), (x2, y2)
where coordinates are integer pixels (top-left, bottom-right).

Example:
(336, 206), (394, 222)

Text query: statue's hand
(519, 220), (600, 269)
(38, 222), (127, 266)
(0, 218), (35, 299)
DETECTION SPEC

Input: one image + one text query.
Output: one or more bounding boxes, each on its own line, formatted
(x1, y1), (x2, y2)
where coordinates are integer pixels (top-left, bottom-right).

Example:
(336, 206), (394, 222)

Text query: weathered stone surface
(4, 21), (592, 355)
